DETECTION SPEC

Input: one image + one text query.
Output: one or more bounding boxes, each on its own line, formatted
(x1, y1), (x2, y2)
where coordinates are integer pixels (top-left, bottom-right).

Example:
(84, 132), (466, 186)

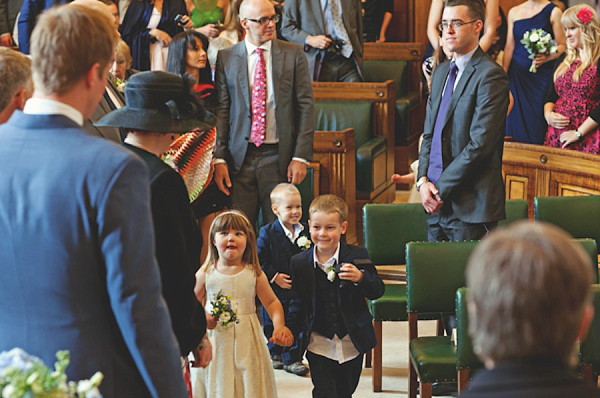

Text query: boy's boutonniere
(326, 265), (337, 282)
(211, 290), (239, 327)
(114, 77), (126, 93)
(296, 235), (311, 251)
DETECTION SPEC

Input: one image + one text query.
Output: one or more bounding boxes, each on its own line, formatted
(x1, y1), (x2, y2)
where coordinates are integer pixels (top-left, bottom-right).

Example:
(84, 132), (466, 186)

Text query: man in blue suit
(0, 4), (188, 397)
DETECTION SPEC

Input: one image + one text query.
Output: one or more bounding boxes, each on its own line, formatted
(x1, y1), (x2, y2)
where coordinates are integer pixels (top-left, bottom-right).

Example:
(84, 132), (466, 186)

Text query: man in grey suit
(0, 4), (187, 397)
(281, 0), (363, 82)
(214, 0), (314, 226)
(417, 0), (508, 242)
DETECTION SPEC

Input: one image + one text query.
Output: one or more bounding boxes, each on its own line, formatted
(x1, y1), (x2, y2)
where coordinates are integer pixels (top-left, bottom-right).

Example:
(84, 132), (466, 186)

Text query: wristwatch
(575, 130), (582, 140)
(416, 177), (429, 192)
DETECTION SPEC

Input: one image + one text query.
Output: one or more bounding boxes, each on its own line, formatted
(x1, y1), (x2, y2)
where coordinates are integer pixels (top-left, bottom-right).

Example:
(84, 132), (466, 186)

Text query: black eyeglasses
(438, 19), (477, 31)
(244, 14), (280, 26)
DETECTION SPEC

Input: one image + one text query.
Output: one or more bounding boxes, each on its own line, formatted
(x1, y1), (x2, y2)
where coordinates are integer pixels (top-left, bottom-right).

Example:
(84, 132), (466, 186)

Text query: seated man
(463, 221), (600, 398)
(0, 48), (32, 124)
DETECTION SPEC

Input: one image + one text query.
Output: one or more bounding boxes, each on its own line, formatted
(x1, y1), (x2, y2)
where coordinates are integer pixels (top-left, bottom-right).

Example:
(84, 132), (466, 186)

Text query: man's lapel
(311, 0), (326, 33)
(271, 40), (283, 109)
(431, 60), (450, 124)
(443, 47), (484, 127)
(235, 43), (251, 111)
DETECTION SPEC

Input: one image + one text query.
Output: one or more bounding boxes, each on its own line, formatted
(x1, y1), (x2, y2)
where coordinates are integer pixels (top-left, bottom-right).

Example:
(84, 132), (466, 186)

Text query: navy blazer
(287, 242), (384, 354)
(0, 113), (187, 398)
(17, 0), (68, 54)
(257, 220), (310, 301)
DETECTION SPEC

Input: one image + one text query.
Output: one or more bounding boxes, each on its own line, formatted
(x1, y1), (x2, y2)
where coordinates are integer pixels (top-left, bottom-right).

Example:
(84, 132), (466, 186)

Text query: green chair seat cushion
(369, 284), (408, 321)
(395, 93), (421, 145)
(409, 336), (458, 383)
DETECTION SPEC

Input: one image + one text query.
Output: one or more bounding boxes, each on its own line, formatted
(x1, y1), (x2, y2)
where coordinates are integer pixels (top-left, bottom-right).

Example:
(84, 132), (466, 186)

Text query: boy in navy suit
(258, 183), (311, 376)
(288, 194), (385, 397)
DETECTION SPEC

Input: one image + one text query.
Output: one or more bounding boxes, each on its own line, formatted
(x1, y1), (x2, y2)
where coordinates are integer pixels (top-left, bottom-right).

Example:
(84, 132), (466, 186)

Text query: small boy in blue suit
(288, 194), (385, 397)
(257, 183), (311, 376)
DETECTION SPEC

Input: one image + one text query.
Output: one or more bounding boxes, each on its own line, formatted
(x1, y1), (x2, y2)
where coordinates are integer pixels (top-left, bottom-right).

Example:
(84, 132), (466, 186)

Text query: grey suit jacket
(214, 39), (315, 176)
(418, 47), (508, 224)
(281, 0), (363, 80)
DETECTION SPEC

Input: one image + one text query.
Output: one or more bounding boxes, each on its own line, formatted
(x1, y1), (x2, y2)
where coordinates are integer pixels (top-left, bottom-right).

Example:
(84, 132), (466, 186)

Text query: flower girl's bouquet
(211, 290), (239, 327)
(520, 28), (558, 73)
(0, 348), (103, 397)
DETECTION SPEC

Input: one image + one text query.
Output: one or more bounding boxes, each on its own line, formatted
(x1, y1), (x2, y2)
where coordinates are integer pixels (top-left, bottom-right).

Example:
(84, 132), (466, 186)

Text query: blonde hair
(222, 0), (245, 42)
(270, 183), (301, 207)
(0, 48), (31, 112)
(202, 210), (261, 276)
(115, 39), (133, 70)
(555, 4), (600, 82)
(30, 3), (118, 95)
(309, 194), (348, 223)
(466, 221), (593, 365)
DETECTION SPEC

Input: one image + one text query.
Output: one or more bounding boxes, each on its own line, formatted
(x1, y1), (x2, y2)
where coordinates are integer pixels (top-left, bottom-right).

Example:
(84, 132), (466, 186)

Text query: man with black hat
(0, 4), (189, 397)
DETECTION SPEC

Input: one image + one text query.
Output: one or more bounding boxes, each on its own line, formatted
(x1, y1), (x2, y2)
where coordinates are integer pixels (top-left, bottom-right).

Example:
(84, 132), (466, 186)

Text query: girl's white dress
(192, 267), (278, 398)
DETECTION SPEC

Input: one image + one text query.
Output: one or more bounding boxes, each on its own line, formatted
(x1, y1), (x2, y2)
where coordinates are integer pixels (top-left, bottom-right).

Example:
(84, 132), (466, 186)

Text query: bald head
(239, 0), (277, 46)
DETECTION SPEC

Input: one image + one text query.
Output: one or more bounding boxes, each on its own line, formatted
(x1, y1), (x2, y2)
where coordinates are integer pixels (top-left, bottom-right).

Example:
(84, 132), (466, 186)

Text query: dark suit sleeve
(214, 50), (231, 161)
(287, 254), (307, 336)
(292, 45), (315, 161)
(257, 225), (278, 282)
(0, 0), (10, 36)
(349, 246), (384, 300)
(436, 64), (509, 200)
(99, 158), (188, 397)
(281, 0), (311, 45)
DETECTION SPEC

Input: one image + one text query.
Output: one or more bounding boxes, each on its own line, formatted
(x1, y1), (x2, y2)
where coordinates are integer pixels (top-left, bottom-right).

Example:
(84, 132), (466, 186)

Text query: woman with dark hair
(166, 30), (230, 262)
(120, 0), (193, 71)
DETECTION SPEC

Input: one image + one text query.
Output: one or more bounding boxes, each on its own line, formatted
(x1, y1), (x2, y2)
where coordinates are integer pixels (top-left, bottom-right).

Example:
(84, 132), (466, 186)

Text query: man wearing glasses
(417, 0), (509, 244)
(213, 0), (314, 227)
(281, 0), (363, 81)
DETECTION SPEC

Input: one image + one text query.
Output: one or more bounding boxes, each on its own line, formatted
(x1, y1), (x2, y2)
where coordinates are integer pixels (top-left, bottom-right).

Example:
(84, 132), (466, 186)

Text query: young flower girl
(192, 210), (294, 398)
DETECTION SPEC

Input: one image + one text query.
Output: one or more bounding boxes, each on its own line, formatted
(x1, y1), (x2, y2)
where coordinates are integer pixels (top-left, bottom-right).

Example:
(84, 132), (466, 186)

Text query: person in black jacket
(96, 71), (216, 392)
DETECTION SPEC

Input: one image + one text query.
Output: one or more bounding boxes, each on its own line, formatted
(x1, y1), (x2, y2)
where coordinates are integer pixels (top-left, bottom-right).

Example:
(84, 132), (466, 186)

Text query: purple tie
(250, 48), (267, 147)
(427, 61), (458, 184)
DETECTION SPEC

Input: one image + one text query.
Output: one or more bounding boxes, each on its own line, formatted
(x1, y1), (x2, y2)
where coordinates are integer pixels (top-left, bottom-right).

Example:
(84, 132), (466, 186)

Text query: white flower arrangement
(296, 236), (311, 251)
(210, 290), (239, 327)
(0, 348), (103, 398)
(521, 28), (558, 73)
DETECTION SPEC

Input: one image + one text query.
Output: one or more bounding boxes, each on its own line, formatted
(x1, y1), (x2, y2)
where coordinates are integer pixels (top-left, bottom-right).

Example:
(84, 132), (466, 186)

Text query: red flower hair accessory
(578, 8), (593, 25)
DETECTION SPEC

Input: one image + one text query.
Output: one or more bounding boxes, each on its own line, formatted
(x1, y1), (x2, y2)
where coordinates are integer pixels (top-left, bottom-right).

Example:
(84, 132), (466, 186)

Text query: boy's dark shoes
(271, 355), (284, 369)
(283, 361), (309, 376)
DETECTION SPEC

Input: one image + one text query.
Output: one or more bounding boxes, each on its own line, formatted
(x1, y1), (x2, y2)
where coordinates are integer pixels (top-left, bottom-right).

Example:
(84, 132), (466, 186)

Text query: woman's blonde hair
(555, 4), (600, 82)
(202, 210), (261, 276)
(115, 39), (133, 70)
(222, 0), (244, 42)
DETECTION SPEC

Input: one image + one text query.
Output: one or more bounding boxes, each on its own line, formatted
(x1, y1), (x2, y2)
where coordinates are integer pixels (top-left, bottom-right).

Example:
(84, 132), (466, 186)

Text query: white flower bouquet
(210, 290), (239, 327)
(296, 236), (311, 251)
(520, 28), (558, 73)
(0, 348), (103, 398)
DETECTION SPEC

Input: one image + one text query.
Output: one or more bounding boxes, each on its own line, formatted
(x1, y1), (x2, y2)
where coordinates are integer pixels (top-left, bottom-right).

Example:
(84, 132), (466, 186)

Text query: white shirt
(308, 243), (361, 364)
(279, 219), (304, 242)
(23, 98), (84, 126)
(245, 39), (277, 144)
(442, 46), (479, 95)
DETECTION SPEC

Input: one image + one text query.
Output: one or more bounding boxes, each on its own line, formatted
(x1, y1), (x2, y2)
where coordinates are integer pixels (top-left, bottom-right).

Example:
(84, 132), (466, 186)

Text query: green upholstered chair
(455, 287), (483, 392)
(406, 241), (478, 398)
(581, 284), (600, 382)
(534, 196), (600, 249)
(498, 199), (529, 227)
(315, 101), (386, 195)
(363, 203), (428, 392)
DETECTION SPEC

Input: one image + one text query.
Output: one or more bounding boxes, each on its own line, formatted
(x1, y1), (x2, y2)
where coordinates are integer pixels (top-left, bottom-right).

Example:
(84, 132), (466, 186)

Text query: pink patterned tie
(250, 48), (267, 147)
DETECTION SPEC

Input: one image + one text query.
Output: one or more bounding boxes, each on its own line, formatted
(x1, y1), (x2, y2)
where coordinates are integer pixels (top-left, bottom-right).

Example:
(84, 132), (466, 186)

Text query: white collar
(278, 219), (304, 241)
(23, 98), (84, 126)
(313, 242), (340, 269)
(244, 39), (272, 56)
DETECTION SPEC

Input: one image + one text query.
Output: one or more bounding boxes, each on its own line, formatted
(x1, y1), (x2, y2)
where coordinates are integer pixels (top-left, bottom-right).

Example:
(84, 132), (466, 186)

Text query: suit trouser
(317, 52), (362, 83)
(427, 204), (498, 334)
(260, 298), (303, 364)
(306, 350), (363, 398)
(231, 143), (285, 227)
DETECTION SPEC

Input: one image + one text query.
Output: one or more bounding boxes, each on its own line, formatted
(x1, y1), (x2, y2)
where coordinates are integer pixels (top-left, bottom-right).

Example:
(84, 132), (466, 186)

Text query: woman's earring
(171, 135), (176, 141)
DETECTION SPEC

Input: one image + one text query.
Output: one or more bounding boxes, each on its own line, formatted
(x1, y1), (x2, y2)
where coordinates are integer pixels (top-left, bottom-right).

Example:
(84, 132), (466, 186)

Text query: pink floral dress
(545, 60), (600, 154)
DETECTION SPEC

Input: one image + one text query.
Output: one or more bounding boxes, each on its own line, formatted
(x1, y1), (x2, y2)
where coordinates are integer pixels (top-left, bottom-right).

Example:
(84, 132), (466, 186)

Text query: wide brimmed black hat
(95, 71), (216, 133)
